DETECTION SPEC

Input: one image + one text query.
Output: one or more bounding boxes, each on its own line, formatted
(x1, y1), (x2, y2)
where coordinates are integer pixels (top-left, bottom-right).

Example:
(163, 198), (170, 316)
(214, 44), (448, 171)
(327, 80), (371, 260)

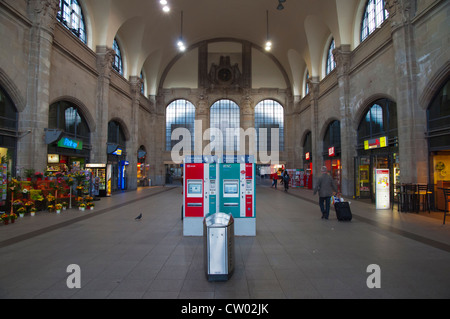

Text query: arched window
(140, 71), (145, 95)
(357, 99), (397, 146)
(326, 38), (336, 75)
(0, 87), (18, 176)
(48, 101), (90, 144)
(210, 99), (240, 152)
(427, 79), (450, 151)
(361, 0), (389, 42)
(48, 101), (91, 161)
(255, 100), (284, 152)
(323, 120), (341, 154)
(166, 100), (195, 151)
(113, 39), (124, 75)
(57, 0), (87, 44)
(305, 70), (310, 95)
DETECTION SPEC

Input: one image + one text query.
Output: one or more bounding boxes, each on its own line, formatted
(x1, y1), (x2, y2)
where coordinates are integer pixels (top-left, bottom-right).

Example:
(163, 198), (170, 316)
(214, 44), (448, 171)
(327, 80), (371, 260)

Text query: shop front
(46, 101), (91, 174)
(107, 120), (128, 194)
(0, 87), (18, 206)
(46, 136), (89, 174)
(302, 131), (313, 189)
(107, 143), (128, 194)
(354, 144), (400, 201)
(323, 120), (341, 192)
(355, 99), (398, 202)
(427, 79), (450, 210)
(137, 146), (150, 187)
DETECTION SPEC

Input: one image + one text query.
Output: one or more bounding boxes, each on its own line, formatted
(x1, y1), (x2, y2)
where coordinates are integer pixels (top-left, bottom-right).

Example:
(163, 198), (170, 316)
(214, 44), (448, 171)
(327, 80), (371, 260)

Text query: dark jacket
(313, 173), (337, 197)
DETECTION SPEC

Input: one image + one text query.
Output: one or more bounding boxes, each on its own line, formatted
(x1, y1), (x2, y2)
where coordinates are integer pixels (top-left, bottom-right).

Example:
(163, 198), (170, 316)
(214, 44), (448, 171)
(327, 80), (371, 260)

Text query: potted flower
(22, 187), (29, 199)
(17, 206), (26, 218)
(24, 200), (34, 213)
(55, 203), (63, 214)
(1, 212), (9, 225)
(9, 213), (17, 223)
(79, 203), (86, 211)
(86, 202), (94, 210)
(62, 201), (68, 210)
(30, 207), (37, 217)
(47, 204), (54, 212)
(24, 168), (35, 181)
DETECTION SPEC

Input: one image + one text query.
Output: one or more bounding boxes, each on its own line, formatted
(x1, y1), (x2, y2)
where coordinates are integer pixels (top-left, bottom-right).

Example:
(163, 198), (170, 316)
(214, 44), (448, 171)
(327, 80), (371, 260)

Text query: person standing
(313, 166), (337, 219)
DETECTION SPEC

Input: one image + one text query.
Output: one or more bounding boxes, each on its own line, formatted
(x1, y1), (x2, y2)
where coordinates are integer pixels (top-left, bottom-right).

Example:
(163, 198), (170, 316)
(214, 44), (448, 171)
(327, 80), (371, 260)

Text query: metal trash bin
(204, 212), (235, 281)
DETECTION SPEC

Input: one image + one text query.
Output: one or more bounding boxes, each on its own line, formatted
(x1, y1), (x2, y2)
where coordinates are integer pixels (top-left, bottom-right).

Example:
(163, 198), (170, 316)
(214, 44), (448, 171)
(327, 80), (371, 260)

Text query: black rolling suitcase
(334, 201), (352, 221)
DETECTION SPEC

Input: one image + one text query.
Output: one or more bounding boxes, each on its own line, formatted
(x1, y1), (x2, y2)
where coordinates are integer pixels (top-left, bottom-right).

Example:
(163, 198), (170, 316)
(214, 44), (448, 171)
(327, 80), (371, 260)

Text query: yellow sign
(364, 136), (387, 150)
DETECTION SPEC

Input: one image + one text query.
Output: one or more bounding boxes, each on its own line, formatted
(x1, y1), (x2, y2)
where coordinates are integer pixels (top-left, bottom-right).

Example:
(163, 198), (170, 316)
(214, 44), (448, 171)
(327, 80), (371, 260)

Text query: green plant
(24, 168), (35, 178)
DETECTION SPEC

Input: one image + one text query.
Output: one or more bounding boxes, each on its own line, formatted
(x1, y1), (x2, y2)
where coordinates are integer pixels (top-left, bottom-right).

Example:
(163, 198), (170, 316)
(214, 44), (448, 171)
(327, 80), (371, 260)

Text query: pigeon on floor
(135, 213), (142, 221)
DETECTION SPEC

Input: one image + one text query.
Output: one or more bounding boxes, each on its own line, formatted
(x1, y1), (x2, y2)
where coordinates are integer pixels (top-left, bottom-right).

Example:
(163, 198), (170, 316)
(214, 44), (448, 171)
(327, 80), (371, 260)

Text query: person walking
(313, 166), (337, 219)
(283, 170), (290, 192)
(271, 172), (278, 188)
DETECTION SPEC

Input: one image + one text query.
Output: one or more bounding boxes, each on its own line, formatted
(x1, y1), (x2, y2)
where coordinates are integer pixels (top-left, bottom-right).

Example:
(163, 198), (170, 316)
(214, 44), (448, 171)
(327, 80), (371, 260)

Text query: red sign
(305, 152), (310, 160)
(328, 147), (335, 157)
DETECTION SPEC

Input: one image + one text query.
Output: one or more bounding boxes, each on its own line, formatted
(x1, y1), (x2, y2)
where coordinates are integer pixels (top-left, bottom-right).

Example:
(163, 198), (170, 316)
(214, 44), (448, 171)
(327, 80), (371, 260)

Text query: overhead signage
(305, 152), (310, 161)
(112, 148), (123, 156)
(57, 137), (83, 150)
(328, 147), (335, 157)
(364, 136), (387, 150)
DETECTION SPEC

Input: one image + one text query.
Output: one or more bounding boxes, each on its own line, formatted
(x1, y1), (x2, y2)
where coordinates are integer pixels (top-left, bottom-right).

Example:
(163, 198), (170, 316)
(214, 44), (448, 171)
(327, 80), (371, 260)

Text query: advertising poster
(376, 169), (390, 209)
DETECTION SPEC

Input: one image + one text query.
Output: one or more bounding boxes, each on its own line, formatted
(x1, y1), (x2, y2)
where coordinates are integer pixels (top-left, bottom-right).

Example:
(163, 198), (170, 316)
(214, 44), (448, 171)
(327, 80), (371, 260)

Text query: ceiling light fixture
(177, 10), (186, 52)
(276, 0), (285, 10)
(265, 10), (272, 51)
(159, 0), (170, 12)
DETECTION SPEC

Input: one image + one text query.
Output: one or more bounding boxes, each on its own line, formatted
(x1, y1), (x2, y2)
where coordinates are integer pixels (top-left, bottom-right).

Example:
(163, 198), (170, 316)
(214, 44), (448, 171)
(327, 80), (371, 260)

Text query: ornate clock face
(218, 68), (232, 82)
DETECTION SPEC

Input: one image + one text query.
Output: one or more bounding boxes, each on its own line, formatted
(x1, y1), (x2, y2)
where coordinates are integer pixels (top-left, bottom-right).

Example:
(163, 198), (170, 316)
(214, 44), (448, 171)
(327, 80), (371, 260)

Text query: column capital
(332, 45), (352, 78)
(385, 0), (413, 30)
(28, 0), (60, 34)
(96, 46), (115, 80)
(129, 76), (144, 101)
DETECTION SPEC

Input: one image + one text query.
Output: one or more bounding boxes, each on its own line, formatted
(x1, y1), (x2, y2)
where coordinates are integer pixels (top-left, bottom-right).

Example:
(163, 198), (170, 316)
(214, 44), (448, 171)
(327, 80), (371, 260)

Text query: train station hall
(0, 0), (449, 302)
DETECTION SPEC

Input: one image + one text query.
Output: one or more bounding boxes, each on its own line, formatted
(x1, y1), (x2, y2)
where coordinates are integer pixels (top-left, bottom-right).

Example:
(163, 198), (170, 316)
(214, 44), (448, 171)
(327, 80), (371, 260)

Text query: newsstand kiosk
(219, 155), (256, 236)
(183, 156), (219, 236)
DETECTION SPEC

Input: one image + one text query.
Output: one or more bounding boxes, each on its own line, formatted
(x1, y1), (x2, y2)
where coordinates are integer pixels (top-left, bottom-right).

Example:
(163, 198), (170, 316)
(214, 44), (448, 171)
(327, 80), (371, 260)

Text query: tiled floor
(1, 183), (450, 299)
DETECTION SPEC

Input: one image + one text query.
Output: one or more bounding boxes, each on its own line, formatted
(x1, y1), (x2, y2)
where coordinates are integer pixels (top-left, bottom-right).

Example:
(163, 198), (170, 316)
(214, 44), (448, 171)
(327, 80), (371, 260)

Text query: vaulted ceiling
(82, 0), (362, 95)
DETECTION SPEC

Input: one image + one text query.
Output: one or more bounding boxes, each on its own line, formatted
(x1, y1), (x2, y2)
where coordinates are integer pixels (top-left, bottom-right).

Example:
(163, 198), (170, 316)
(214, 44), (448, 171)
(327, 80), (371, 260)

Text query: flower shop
(1, 169), (96, 225)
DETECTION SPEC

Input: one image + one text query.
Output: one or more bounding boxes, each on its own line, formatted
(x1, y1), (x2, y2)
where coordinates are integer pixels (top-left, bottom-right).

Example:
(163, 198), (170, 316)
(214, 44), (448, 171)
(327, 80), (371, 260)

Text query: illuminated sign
(112, 148), (123, 156)
(57, 137), (83, 150)
(364, 136), (387, 150)
(305, 152), (310, 160)
(328, 147), (335, 157)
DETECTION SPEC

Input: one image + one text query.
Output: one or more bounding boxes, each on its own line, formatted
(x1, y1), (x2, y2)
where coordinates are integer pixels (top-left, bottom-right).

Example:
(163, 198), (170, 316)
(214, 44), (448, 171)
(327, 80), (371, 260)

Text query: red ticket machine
(183, 156), (218, 236)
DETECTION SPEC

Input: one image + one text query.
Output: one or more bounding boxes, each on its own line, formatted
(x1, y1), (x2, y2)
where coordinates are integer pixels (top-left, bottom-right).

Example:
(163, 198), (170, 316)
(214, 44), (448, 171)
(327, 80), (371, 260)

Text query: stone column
(333, 45), (355, 197)
(17, 0), (59, 174)
(127, 76), (143, 190)
(91, 46), (115, 164)
(240, 90), (255, 157)
(308, 76), (321, 188)
(195, 92), (209, 156)
(386, 0), (427, 183)
(154, 94), (165, 185)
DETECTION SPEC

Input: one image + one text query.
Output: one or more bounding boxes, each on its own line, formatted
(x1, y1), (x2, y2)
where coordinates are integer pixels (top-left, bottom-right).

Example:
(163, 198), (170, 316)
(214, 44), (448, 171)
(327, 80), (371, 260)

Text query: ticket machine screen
(187, 180), (202, 197)
(223, 180), (239, 197)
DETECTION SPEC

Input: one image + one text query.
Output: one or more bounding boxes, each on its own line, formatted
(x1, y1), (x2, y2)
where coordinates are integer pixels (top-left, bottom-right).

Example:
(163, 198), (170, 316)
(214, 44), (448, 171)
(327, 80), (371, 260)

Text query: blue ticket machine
(219, 156), (255, 236)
